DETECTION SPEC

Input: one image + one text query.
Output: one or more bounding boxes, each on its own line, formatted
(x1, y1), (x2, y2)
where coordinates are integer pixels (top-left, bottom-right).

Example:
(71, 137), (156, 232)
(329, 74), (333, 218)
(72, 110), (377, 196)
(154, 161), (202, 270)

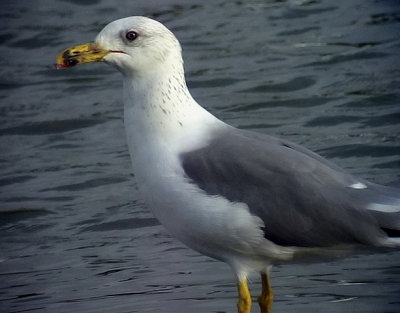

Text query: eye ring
(125, 30), (138, 42)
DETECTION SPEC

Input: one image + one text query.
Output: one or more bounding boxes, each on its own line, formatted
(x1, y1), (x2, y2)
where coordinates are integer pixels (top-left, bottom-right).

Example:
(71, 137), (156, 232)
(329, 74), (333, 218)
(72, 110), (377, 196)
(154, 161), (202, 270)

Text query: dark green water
(1, 1), (399, 312)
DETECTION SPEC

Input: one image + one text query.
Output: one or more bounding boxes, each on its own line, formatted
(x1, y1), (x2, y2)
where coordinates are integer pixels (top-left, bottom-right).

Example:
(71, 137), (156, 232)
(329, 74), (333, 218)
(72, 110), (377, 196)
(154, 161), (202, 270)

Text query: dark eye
(125, 31), (138, 42)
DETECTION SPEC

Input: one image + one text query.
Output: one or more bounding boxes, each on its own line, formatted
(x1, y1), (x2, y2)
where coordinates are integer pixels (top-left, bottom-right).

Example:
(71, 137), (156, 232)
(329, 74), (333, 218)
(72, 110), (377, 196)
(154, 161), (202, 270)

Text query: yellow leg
(258, 271), (274, 313)
(237, 278), (252, 313)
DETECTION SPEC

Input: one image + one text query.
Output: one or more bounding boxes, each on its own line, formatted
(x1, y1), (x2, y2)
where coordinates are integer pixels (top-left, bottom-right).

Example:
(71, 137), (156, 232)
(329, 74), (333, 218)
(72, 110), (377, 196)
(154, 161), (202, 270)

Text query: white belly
(123, 97), (293, 267)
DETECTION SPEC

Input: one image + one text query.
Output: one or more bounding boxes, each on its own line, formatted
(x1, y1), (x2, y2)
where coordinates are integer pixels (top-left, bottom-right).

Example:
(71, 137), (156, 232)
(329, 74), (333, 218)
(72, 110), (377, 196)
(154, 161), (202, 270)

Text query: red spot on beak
(55, 63), (69, 69)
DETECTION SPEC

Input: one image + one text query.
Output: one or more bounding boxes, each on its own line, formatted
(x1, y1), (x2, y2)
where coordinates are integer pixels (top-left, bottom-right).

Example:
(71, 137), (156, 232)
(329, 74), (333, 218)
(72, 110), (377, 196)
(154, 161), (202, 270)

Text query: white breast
(122, 73), (291, 264)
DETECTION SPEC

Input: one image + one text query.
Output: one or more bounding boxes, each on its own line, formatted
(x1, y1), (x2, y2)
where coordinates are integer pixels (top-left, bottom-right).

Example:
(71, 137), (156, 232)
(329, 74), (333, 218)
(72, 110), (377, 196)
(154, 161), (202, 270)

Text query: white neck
(122, 59), (224, 156)
(120, 56), (229, 240)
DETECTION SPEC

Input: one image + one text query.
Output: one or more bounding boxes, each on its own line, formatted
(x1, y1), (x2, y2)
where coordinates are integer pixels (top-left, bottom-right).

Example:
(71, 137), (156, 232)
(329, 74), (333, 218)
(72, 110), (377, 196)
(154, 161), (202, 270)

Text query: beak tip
(55, 63), (67, 69)
(54, 57), (78, 69)
(55, 42), (108, 70)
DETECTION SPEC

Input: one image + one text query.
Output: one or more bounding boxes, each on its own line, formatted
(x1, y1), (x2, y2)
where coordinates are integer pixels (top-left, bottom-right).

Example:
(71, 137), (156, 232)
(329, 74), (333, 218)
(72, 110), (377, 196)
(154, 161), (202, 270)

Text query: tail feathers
(363, 182), (400, 239)
(371, 209), (400, 233)
(382, 227), (400, 238)
(370, 207), (400, 239)
(386, 237), (400, 247)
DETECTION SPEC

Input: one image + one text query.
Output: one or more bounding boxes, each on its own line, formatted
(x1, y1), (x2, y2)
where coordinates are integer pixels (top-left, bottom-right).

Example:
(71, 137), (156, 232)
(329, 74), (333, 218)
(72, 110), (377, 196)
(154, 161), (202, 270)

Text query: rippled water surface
(1, 1), (400, 312)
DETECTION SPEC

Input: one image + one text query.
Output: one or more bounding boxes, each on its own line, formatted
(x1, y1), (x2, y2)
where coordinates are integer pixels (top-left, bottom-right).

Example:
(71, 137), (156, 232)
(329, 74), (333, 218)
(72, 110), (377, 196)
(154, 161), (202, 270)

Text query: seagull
(56, 16), (400, 313)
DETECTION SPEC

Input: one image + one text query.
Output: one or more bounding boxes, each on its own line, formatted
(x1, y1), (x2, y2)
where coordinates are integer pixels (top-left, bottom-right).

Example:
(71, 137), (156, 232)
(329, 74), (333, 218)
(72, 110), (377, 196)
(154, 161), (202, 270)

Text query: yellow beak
(55, 42), (110, 69)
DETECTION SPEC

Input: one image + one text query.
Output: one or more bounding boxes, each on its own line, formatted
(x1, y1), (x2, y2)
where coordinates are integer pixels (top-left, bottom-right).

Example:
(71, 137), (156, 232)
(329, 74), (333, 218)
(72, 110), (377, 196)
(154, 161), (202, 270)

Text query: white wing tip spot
(350, 182), (367, 189)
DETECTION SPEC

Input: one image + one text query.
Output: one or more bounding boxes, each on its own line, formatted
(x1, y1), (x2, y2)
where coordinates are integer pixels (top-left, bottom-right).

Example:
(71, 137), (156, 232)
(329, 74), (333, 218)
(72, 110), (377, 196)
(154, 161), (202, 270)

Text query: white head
(56, 16), (183, 77)
(56, 16), (221, 164)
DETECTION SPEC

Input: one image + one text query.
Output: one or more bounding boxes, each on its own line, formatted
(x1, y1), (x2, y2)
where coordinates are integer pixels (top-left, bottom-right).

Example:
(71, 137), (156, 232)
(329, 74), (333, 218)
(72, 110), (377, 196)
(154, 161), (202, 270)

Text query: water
(1, 0), (399, 312)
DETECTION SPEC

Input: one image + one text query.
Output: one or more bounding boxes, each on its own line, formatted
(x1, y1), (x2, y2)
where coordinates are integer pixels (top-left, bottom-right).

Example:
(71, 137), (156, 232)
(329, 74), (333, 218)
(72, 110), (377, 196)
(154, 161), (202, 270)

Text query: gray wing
(180, 127), (400, 248)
